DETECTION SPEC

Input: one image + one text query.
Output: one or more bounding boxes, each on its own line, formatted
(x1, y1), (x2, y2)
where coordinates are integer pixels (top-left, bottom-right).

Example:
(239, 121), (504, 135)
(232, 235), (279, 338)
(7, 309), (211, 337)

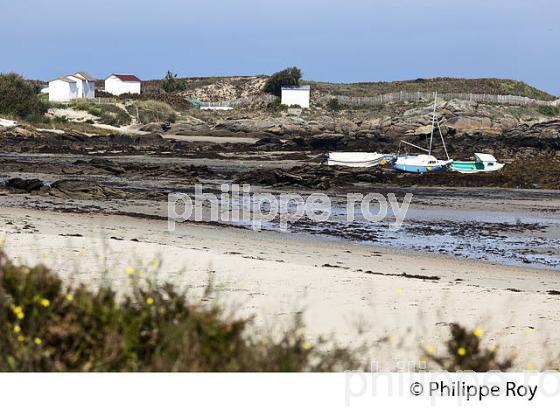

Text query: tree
(0, 73), (47, 120)
(263, 67), (302, 96)
(161, 70), (187, 93)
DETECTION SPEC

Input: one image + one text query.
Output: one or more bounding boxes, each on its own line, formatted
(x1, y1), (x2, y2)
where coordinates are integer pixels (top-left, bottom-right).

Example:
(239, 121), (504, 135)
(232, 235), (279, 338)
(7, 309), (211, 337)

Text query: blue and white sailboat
(393, 93), (453, 174)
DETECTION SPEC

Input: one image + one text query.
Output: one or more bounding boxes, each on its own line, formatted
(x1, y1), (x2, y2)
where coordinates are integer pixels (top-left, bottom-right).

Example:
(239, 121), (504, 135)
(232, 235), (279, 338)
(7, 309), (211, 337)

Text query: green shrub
(0, 251), (359, 371)
(327, 98), (342, 112)
(129, 100), (177, 124)
(424, 323), (514, 371)
(98, 105), (131, 127)
(263, 67), (302, 96)
(161, 70), (187, 93)
(0, 73), (47, 120)
(265, 98), (287, 113)
(537, 105), (560, 117)
(70, 99), (102, 116)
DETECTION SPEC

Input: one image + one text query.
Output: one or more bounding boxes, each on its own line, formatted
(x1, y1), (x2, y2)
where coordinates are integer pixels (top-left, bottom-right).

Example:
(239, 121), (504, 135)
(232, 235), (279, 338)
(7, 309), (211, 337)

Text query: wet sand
(162, 134), (259, 144)
(1, 151), (559, 269)
(1, 206), (560, 370)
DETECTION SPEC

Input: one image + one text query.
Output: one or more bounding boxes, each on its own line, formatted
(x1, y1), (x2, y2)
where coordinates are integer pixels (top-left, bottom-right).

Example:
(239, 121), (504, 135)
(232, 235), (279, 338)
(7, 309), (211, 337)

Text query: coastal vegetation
(537, 105), (560, 117)
(0, 73), (47, 121)
(0, 250), (358, 371)
(305, 77), (556, 100)
(161, 70), (188, 93)
(69, 99), (131, 126)
(0, 250), (517, 372)
(263, 67), (302, 96)
(128, 100), (177, 124)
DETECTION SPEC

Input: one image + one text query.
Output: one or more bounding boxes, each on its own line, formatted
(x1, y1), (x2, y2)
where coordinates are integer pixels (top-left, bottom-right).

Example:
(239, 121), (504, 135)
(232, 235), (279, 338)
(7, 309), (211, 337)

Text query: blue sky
(1, 0), (558, 95)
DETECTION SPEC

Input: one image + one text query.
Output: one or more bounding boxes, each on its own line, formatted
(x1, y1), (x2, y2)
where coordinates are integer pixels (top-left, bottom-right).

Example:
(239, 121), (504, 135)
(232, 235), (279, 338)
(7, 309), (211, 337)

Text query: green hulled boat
(451, 153), (504, 174)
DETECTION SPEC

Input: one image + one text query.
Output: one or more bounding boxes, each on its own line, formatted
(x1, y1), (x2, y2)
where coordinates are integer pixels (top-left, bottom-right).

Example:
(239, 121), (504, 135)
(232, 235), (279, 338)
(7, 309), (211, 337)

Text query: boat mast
(428, 92), (437, 155)
(436, 118), (451, 160)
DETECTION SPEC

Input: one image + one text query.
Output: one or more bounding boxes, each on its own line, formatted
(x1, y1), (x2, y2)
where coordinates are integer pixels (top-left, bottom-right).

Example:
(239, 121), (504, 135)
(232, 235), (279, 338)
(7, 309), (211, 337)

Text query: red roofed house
(104, 74), (141, 96)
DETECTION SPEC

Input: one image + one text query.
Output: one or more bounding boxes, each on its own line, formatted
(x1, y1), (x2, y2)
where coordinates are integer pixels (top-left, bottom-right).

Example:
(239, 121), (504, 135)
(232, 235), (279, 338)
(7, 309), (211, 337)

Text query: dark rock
(73, 158), (126, 175)
(49, 180), (121, 200)
(5, 178), (44, 193)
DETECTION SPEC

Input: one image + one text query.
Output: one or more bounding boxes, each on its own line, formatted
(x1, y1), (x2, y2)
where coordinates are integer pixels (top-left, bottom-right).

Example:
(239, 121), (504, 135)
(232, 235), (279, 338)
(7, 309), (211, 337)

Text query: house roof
(108, 74), (141, 82)
(73, 71), (96, 81)
(49, 76), (78, 83)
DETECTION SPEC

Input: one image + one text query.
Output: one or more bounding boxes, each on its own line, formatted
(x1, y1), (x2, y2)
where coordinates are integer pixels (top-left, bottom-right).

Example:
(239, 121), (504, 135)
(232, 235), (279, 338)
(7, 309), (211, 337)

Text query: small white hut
(104, 74), (141, 96)
(48, 72), (96, 102)
(281, 85), (310, 108)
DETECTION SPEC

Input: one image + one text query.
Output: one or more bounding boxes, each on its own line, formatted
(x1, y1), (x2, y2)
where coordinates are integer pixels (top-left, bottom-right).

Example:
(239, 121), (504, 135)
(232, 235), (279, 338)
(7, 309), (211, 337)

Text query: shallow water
(227, 194), (560, 270)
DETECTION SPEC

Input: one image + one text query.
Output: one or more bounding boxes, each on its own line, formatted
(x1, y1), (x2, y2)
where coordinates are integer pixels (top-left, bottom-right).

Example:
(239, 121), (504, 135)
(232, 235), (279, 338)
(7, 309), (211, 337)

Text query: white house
(281, 85), (310, 108)
(104, 74), (141, 96)
(48, 72), (96, 102)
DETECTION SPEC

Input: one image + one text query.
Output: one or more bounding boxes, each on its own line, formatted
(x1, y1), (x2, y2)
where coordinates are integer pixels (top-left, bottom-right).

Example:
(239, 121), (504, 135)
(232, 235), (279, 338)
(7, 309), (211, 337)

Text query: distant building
(48, 72), (96, 102)
(104, 74), (141, 96)
(281, 85), (310, 108)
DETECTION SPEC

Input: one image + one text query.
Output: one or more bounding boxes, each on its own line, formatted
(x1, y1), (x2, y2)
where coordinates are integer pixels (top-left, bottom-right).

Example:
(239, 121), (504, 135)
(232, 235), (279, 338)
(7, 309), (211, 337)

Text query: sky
(1, 0), (558, 95)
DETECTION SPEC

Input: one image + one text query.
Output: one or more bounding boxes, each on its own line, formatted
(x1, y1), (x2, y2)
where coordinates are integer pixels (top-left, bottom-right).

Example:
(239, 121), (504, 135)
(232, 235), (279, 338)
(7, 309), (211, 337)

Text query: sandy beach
(2, 205), (559, 370)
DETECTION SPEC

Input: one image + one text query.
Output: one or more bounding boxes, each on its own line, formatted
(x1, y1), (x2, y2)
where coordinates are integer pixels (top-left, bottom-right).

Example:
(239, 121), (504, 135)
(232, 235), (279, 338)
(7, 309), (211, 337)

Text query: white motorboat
(451, 153), (505, 173)
(326, 152), (393, 168)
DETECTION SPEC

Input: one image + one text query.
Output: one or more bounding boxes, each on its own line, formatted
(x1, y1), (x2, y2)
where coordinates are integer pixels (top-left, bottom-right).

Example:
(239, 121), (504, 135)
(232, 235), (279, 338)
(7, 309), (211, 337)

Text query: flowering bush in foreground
(424, 324), (513, 371)
(0, 251), (358, 371)
(0, 250), (517, 371)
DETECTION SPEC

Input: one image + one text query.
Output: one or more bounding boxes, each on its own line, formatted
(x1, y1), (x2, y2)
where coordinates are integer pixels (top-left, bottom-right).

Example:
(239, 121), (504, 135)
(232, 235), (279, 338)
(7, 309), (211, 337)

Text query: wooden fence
(317, 92), (559, 108)
(76, 93), (560, 110)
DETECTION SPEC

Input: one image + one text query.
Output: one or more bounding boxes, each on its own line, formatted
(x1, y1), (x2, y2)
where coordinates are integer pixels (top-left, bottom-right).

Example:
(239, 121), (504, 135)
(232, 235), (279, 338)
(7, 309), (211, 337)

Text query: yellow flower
(525, 327), (535, 336)
(426, 345), (436, 354)
(146, 297), (154, 305)
(79, 248), (86, 255)
(527, 362), (536, 371)
(260, 338), (269, 347)
(395, 288), (403, 295)
(302, 341), (312, 350)
(150, 258), (161, 269)
(125, 266), (135, 276)
(12, 304), (25, 319)
(17, 335), (25, 343)
(457, 347), (466, 357)
(66, 293), (74, 302)
(473, 328), (483, 337)
(34, 337), (42, 345)
(13, 325), (21, 333)
(0, 239), (5, 246)
(40, 298), (50, 308)
(489, 345), (497, 353)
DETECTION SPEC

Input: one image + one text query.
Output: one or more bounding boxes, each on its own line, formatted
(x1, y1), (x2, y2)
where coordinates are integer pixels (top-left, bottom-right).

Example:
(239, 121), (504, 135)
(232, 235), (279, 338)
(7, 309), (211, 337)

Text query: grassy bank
(305, 78), (556, 100)
(68, 100), (131, 127)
